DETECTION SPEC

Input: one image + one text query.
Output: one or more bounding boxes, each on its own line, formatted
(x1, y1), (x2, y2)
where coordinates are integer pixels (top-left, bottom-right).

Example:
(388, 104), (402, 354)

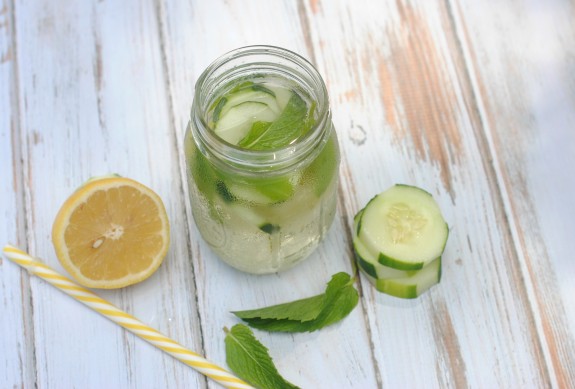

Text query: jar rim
(190, 45), (331, 175)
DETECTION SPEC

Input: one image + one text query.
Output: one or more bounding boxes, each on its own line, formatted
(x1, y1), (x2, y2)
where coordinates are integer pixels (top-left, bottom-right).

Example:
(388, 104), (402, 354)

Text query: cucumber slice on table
(361, 257), (442, 299)
(354, 233), (443, 299)
(352, 184), (448, 298)
(354, 236), (417, 280)
(358, 184), (448, 271)
(353, 209), (420, 280)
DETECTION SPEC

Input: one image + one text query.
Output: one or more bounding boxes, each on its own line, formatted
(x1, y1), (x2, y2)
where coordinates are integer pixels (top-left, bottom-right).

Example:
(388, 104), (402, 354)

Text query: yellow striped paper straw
(2, 245), (254, 389)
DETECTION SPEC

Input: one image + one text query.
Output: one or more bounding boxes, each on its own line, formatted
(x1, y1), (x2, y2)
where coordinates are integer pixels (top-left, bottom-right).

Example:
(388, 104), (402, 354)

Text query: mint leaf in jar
(238, 91), (309, 150)
(238, 121), (273, 148)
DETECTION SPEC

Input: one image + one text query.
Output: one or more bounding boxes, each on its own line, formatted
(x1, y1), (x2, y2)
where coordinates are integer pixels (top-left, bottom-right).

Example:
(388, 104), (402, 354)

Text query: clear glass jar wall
(185, 46), (340, 274)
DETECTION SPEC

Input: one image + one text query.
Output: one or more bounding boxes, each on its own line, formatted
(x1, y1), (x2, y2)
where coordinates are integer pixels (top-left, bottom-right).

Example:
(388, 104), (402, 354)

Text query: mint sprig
(232, 272), (359, 332)
(225, 324), (300, 389)
(238, 91), (308, 150)
(238, 121), (273, 148)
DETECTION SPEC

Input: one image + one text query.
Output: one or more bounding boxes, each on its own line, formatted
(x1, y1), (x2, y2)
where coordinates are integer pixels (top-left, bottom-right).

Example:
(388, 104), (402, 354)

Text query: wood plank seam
(152, 1), (210, 388)
(6, 0), (38, 385)
(444, 0), (561, 387)
(298, 1), (384, 387)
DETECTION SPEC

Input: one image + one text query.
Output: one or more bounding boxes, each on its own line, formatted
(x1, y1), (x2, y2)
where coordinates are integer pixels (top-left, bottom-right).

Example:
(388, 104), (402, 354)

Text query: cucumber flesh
(358, 184), (448, 270)
(353, 210), (420, 280)
(301, 132), (339, 197)
(266, 85), (293, 111)
(353, 237), (419, 279)
(352, 186), (446, 299)
(219, 90), (281, 118)
(214, 196), (280, 236)
(214, 102), (278, 145)
(227, 180), (294, 205)
(224, 175), (295, 205)
(223, 201), (269, 230)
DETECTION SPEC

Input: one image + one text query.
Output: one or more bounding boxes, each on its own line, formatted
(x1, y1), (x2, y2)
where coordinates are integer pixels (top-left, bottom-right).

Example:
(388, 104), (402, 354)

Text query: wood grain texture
(452, 0), (575, 386)
(302, 0), (555, 387)
(0, 0), (35, 386)
(1, 0), (574, 388)
(6, 0), (205, 387)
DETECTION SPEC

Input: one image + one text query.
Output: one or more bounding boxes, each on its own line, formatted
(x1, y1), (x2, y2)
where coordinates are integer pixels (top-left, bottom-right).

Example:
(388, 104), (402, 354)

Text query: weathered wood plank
(451, 0), (575, 386)
(2, 0), (573, 387)
(10, 0), (205, 387)
(158, 0), (380, 387)
(0, 0), (35, 386)
(302, 0), (553, 386)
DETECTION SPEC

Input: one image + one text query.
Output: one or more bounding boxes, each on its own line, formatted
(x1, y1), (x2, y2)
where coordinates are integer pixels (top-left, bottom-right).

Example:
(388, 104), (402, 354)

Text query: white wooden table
(2, 1), (574, 388)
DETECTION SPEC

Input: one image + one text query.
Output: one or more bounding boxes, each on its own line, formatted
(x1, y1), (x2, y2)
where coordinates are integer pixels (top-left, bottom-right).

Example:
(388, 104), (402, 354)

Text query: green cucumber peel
(375, 279), (419, 299)
(377, 253), (424, 271)
(355, 250), (378, 279)
(212, 97), (228, 122)
(251, 83), (276, 96)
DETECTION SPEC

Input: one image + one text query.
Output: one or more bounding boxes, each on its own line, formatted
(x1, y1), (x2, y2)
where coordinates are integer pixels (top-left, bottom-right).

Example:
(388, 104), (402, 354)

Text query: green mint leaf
(238, 121), (273, 148)
(238, 317), (313, 333)
(225, 324), (300, 389)
(232, 272), (359, 333)
(233, 294), (325, 322)
(243, 91), (308, 150)
(301, 273), (358, 331)
(251, 176), (294, 203)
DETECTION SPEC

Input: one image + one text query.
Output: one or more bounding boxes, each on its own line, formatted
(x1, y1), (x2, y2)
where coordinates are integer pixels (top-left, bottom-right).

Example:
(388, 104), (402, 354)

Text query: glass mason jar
(184, 45), (340, 274)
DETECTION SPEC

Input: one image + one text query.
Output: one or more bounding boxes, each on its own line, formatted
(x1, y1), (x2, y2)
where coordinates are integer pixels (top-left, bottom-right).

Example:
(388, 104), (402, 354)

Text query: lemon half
(52, 177), (170, 289)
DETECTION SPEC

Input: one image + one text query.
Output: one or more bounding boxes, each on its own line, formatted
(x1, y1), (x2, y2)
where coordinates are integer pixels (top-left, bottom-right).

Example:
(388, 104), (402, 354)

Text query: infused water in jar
(185, 46), (339, 274)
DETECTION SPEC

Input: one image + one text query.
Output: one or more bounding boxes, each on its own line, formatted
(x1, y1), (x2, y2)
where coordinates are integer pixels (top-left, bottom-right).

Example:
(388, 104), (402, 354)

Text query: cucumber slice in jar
(214, 102), (279, 145)
(222, 201), (276, 233)
(224, 174), (295, 205)
(301, 132), (339, 197)
(358, 184), (449, 271)
(218, 90), (281, 118)
(265, 85), (293, 110)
